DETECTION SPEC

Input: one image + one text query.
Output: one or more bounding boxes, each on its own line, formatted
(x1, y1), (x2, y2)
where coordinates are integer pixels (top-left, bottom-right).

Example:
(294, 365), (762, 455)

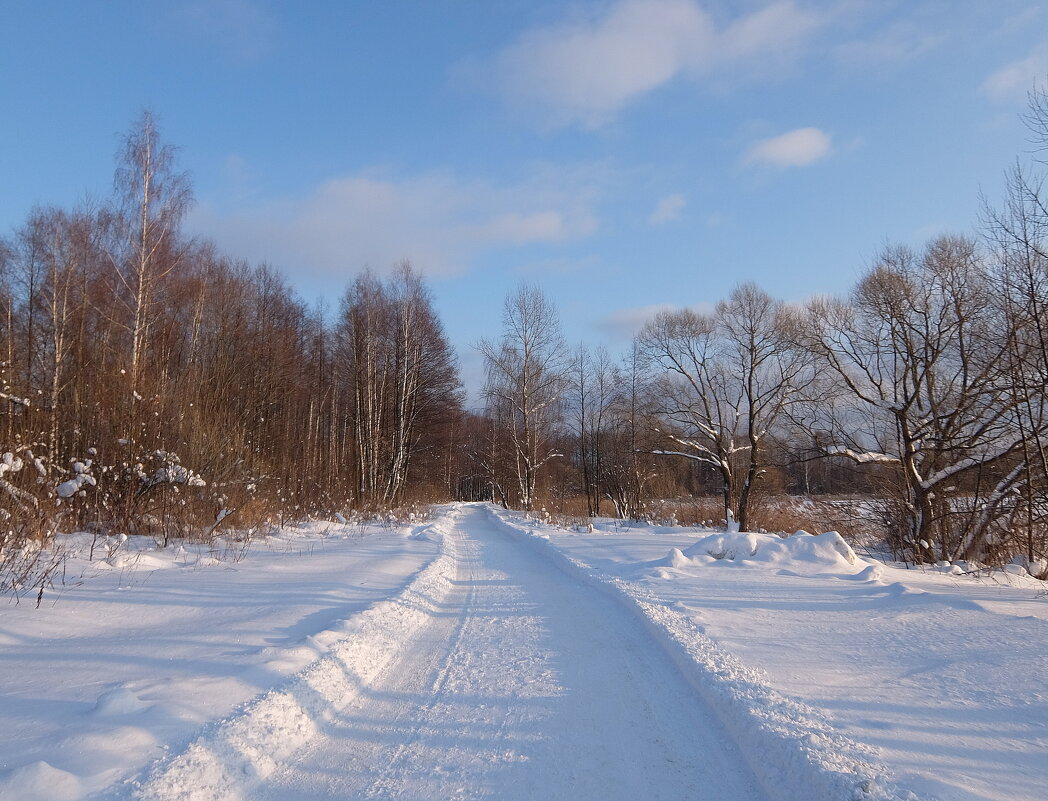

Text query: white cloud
(598, 303), (677, 339)
(488, 0), (824, 129)
(187, 167), (602, 288)
(649, 193), (686, 225)
(981, 48), (1048, 101)
(743, 127), (833, 168)
(512, 255), (601, 276)
(993, 8), (1043, 38)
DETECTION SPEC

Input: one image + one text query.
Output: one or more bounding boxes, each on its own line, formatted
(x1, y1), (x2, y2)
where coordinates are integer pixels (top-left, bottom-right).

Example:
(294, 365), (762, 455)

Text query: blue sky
(3, 1), (1047, 392)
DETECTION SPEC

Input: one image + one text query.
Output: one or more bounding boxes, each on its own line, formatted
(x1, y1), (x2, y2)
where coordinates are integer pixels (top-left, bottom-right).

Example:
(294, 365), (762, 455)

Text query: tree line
(0, 112), (463, 593)
(2, 93), (1047, 592)
(472, 86), (1048, 572)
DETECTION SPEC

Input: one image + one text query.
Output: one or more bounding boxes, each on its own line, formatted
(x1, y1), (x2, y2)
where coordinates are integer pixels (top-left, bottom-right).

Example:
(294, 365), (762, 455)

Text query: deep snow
(0, 503), (1045, 801)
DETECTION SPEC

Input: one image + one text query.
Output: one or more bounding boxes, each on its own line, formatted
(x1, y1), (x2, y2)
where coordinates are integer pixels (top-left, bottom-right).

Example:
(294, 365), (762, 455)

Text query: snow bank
(130, 521), (458, 801)
(663, 528), (859, 573)
(490, 508), (920, 801)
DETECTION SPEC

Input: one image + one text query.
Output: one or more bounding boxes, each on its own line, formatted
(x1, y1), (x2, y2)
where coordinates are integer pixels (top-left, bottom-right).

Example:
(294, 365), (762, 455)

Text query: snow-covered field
(1, 503), (1045, 801)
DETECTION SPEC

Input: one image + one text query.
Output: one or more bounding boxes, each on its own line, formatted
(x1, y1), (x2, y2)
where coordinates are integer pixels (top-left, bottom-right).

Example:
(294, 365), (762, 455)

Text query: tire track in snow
(128, 515), (460, 801)
(361, 525), (480, 799)
(490, 505), (925, 801)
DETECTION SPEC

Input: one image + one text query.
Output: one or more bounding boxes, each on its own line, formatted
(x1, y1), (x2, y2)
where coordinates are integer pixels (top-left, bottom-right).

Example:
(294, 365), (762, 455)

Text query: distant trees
(8, 94), (1048, 590)
(462, 239), (1045, 572)
(600, 342), (660, 520)
(335, 264), (461, 508)
(568, 344), (616, 516)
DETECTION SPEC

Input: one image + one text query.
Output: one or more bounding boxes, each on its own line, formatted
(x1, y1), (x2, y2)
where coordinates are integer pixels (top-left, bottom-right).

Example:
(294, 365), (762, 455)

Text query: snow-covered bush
(0, 447), (65, 599)
(56, 459), (96, 499)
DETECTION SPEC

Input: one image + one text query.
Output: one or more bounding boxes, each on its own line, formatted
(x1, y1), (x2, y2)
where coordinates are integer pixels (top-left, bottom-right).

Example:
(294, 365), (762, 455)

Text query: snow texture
(502, 510), (1048, 801)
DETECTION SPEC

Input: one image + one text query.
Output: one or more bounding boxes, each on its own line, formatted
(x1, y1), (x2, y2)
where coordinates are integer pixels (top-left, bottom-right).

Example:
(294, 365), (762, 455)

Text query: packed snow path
(252, 505), (765, 801)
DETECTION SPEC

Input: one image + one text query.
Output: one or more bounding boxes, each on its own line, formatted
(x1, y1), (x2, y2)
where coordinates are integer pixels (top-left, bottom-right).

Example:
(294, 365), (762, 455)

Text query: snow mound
(0, 760), (82, 801)
(687, 531), (760, 561)
(850, 564), (885, 583)
(656, 547), (694, 569)
(106, 552), (171, 571)
(672, 529), (859, 573)
(90, 687), (151, 716)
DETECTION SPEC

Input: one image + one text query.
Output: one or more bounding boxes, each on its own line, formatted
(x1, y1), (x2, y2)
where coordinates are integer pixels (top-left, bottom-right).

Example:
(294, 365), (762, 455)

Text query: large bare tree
(804, 237), (1027, 562)
(640, 283), (810, 531)
(111, 110), (192, 395)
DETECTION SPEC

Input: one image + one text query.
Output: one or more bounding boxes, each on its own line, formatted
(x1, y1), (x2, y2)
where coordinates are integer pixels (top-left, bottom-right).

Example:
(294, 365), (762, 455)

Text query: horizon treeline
(2, 98), (1048, 587)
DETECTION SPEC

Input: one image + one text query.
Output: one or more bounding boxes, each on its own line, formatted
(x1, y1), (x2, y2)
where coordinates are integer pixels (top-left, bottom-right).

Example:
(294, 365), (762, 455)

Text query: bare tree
(19, 207), (99, 459)
(110, 110), (192, 394)
(478, 284), (567, 511)
(804, 237), (1027, 562)
(983, 110), (1048, 568)
(569, 343), (616, 516)
(336, 264), (461, 508)
(603, 340), (658, 520)
(639, 284), (810, 530)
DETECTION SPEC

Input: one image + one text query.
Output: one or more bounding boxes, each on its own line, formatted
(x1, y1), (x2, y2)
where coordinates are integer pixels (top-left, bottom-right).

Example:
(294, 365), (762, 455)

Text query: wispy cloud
(175, 0), (277, 62)
(649, 193), (686, 225)
(981, 46), (1048, 101)
(512, 255), (601, 276)
(597, 301), (714, 339)
(187, 166), (603, 287)
(483, 0), (825, 129)
(834, 20), (945, 67)
(598, 303), (677, 339)
(743, 127), (833, 168)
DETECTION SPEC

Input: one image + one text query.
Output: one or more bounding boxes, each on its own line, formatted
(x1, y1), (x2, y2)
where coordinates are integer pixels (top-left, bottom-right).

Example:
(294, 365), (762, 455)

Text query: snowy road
(251, 504), (765, 801)
(7, 503), (1041, 801)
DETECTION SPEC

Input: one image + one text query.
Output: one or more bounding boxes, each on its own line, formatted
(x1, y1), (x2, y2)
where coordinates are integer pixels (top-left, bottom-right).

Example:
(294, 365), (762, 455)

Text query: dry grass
(749, 496), (891, 545)
(544, 494), (892, 545)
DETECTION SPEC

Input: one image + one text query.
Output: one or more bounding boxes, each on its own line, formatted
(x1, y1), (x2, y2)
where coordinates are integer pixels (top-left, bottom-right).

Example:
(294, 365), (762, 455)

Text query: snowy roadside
(488, 505), (1048, 801)
(0, 514), (450, 801)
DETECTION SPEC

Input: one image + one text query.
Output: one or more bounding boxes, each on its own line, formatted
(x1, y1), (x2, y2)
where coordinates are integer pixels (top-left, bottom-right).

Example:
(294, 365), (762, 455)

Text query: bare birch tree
(336, 265), (460, 508)
(111, 110), (192, 394)
(569, 343), (616, 516)
(478, 284), (567, 511)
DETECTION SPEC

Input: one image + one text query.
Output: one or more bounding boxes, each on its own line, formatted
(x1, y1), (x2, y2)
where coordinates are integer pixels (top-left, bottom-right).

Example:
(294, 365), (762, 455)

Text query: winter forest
(3, 91), (1048, 597)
